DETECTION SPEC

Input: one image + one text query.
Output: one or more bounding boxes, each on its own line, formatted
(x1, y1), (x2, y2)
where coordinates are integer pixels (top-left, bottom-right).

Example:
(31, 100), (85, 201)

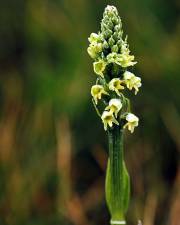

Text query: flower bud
(101, 5), (123, 44)
(103, 40), (109, 49)
(108, 37), (115, 47)
(111, 45), (119, 53)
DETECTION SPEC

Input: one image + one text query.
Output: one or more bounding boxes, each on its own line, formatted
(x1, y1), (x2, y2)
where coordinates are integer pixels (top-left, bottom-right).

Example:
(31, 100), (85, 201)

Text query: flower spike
(87, 5), (142, 224)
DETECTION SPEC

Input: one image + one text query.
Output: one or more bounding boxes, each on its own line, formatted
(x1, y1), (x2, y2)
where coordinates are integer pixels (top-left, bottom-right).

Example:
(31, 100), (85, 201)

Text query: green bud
(114, 24), (121, 32)
(111, 45), (119, 53)
(103, 30), (113, 39)
(113, 32), (118, 41)
(107, 29), (113, 37)
(117, 40), (122, 48)
(101, 23), (107, 32)
(101, 5), (123, 47)
(107, 21), (114, 30)
(104, 15), (109, 21)
(112, 17), (119, 25)
(103, 40), (109, 49)
(108, 37), (115, 47)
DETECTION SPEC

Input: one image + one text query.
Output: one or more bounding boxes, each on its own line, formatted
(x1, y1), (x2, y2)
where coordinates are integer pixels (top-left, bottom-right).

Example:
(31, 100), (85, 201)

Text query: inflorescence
(88, 5), (141, 133)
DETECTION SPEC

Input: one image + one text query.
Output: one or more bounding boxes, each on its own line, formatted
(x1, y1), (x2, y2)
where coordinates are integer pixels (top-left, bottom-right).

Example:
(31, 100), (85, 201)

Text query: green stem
(106, 126), (130, 224)
(92, 98), (101, 118)
(109, 127), (124, 220)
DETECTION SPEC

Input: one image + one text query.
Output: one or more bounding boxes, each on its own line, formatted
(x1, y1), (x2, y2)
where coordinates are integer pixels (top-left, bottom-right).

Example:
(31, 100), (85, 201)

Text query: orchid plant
(87, 5), (142, 225)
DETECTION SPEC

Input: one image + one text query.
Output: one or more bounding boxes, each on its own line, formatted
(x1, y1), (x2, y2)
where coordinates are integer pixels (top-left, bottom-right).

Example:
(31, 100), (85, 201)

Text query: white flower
(101, 111), (119, 131)
(124, 113), (139, 133)
(93, 60), (106, 77)
(105, 99), (122, 117)
(123, 71), (142, 94)
(109, 78), (124, 96)
(91, 85), (109, 104)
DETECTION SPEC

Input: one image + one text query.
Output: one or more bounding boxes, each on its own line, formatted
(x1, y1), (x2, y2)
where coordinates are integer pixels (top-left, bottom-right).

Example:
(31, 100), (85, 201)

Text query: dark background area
(0, 0), (179, 225)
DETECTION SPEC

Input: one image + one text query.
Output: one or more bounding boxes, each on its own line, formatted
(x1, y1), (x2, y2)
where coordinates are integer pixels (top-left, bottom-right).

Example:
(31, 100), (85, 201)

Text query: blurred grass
(0, 0), (179, 224)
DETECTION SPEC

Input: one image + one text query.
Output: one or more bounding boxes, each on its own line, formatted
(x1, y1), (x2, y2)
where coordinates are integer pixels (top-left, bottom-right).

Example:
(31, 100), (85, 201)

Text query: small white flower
(109, 78), (125, 96)
(101, 111), (119, 131)
(124, 113), (139, 133)
(105, 99), (122, 117)
(123, 71), (142, 94)
(91, 85), (109, 104)
(93, 60), (106, 77)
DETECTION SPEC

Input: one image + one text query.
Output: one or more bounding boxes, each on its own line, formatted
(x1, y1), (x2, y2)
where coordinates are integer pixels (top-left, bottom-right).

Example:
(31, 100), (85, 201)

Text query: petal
(104, 122), (107, 131)
(112, 117), (119, 126)
(115, 89), (121, 96)
(108, 121), (113, 127)
(93, 60), (106, 77)
(105, 105), (110, 111)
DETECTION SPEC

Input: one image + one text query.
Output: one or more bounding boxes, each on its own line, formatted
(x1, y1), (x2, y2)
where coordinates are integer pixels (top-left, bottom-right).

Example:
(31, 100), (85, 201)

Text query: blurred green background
(0, 0), (179, 225)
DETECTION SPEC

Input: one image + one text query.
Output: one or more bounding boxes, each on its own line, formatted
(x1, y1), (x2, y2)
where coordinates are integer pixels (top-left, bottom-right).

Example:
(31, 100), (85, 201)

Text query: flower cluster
(88, 5), (141, 133)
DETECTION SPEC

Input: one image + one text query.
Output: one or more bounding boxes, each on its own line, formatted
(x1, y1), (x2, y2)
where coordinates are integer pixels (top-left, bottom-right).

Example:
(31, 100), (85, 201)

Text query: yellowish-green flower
(106, 52), (126, 67)
(123, 71), (142, 94)
(87, 42), (103, 59)
(93, 60), (106, 77)
(109, 78), (125, 96)
(117, 53), (137, 67)
(106, 52), (119, 64)
(106, 46), (137, 68)
(88, 33), (101, 43)
(101, 111), (119, 131)
(118, 40), (137, 67)
(91, 85), (109, 104)
(105, 98), (122, 117)
(123, 113), (139, 133)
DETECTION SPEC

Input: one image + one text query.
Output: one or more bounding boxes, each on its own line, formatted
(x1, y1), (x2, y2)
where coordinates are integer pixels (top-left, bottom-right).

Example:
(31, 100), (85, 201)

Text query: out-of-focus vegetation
(0, 0), (179, 225)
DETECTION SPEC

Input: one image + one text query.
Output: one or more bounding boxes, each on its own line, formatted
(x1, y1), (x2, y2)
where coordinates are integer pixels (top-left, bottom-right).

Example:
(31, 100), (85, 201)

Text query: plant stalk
(106, 126), (130, 224)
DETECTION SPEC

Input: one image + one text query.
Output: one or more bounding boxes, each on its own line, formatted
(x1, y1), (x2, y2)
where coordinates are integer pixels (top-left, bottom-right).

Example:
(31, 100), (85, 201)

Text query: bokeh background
(0, 0), (180, 224)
